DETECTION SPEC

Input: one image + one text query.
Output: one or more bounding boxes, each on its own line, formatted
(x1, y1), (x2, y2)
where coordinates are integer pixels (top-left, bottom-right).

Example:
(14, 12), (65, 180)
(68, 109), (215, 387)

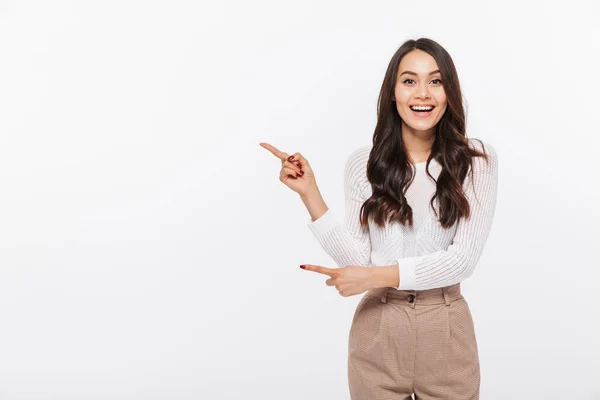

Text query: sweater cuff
(396, 255), (423, 290)
(307, 209), (339, 238)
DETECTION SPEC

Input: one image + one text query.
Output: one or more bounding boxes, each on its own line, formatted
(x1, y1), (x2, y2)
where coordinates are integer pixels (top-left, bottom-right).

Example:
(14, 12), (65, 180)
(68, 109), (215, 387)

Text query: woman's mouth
(409, 105), (435, 118)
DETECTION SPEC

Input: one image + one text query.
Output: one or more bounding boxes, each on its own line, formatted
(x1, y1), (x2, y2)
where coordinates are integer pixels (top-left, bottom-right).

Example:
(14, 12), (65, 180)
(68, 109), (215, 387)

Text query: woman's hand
(300, 264), (377, 297)
(260, 142), (317, 196)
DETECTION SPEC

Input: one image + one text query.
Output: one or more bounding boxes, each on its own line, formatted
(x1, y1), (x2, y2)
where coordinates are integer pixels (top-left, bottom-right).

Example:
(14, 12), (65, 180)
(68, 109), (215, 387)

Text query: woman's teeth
(409, 105), (435, 118)
(410, 106), (434, 112)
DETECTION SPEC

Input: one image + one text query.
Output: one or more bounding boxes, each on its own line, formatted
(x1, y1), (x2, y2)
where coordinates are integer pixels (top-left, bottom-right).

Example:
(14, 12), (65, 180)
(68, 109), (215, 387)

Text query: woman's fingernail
(299, 170), (304, 175)
(300, 265), (306, 269)
(288, 156), (295, 161)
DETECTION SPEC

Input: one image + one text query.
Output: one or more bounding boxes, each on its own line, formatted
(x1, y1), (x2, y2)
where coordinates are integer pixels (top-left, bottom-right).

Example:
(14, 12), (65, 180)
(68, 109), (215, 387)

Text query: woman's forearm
(370, 264), (400, 289)
(301, 184), (400, 290)
(300, 185), (329, 222)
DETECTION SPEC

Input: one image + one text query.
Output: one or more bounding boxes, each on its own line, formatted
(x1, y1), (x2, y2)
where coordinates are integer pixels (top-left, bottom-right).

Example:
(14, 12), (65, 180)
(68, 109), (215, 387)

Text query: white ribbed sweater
(307, 138), (498, 291)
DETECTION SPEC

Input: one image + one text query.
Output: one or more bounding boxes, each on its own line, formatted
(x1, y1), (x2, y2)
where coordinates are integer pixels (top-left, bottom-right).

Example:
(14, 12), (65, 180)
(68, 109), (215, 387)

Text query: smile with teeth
(409, 105), (435, 118)
(410, 105), (435, 112)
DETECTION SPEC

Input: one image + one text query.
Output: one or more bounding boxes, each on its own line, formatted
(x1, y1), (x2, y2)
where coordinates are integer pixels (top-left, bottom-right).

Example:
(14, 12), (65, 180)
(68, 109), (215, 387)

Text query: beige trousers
(348, 283), (480, 399)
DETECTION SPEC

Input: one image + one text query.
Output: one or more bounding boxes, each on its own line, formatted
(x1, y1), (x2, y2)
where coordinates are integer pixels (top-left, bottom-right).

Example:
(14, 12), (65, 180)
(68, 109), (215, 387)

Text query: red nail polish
(288, 156), (295, 161)
(299, 170), (304, 175)
(300, 265), (305, 269)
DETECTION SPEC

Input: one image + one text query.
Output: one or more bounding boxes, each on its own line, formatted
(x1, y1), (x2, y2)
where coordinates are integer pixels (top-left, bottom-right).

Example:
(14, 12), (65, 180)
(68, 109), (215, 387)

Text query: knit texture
(307, 138), (498, 291)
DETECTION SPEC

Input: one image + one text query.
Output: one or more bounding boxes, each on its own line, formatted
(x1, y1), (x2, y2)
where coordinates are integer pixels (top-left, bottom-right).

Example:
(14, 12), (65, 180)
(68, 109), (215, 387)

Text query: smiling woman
(261, 37), (497, 400)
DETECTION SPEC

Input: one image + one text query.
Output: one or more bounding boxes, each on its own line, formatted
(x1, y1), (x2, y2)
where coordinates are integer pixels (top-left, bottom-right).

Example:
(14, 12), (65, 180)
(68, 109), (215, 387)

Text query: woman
(261, 37), (498, 400)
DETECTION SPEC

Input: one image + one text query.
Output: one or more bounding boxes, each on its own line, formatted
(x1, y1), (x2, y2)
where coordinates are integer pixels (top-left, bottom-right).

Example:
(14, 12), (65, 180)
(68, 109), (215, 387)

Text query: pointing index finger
(301, 264), (338, 277)
(260, 142), (289, 162)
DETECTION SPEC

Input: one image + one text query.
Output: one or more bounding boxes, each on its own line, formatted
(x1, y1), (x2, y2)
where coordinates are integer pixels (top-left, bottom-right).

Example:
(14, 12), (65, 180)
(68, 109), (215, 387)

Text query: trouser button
(407, 294), (415, 303)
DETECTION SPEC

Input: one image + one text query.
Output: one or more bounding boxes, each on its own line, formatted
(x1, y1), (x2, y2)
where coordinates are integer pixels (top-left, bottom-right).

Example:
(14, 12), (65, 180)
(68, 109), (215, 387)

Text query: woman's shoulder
(466, 137), (498, 182)
(467, 137), (497, 160)
(344, 144), (372, 169)
(347, 144), (372, 160)
(343, 144), (372, 188)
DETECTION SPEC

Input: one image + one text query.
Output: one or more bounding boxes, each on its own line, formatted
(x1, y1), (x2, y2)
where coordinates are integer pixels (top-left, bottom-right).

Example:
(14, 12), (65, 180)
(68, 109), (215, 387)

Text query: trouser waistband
(367, 283), (462, 306)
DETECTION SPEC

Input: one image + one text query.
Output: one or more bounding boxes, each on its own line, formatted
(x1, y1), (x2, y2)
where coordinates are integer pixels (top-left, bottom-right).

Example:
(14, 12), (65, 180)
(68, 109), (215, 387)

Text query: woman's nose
(416, 85), (431, 98)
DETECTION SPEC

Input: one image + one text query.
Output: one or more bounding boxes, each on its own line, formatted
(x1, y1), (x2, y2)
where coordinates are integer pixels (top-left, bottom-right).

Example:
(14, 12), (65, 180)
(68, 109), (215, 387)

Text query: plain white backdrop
(0, 0), (599, 399)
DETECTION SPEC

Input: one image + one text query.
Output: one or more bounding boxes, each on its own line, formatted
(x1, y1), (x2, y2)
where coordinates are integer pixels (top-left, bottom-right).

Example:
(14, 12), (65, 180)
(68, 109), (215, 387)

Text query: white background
(1, 1), (599, 399)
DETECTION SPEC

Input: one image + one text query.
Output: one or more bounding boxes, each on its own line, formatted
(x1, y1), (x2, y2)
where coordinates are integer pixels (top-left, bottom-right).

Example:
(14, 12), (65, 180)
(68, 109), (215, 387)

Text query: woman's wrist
(300, 185), (329, 222)
(299, 184), (321, 201)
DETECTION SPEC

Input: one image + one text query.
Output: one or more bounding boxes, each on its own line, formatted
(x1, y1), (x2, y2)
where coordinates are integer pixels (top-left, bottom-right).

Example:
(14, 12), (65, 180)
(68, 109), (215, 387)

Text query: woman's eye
(403, 78), (443, 84)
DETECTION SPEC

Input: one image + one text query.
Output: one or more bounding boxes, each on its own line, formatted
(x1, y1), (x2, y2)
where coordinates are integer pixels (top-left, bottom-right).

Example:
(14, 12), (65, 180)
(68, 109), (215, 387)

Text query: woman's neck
(402, 129), (434, 164)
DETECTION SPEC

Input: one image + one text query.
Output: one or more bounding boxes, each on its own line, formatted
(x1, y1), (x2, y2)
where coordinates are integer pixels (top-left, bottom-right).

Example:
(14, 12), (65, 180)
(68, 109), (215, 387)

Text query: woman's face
(394, 49), (447, 135)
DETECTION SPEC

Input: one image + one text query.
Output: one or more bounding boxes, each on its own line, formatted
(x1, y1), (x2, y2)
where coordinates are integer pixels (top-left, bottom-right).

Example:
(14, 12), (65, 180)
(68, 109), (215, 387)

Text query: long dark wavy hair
(360, 37), (491, 230)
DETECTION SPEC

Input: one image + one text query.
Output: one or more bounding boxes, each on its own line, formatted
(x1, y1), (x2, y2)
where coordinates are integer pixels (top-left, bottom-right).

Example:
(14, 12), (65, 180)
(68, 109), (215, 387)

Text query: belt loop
(380, 288), (388, 303)
(442, 287), (451, 306)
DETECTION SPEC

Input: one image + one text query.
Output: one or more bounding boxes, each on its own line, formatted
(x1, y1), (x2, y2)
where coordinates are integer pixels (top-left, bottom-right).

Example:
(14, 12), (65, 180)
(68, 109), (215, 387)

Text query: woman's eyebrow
(399, 69), (441, 77)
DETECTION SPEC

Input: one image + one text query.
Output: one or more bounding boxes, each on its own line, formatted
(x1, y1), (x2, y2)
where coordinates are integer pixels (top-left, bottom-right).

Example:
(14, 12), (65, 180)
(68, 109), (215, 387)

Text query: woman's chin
(402, 119), (439, 133)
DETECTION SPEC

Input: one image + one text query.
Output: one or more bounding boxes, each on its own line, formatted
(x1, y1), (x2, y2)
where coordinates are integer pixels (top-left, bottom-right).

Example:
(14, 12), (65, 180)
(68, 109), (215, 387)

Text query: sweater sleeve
(396, 143), (499, 291)
(306, 149), (372, 267)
